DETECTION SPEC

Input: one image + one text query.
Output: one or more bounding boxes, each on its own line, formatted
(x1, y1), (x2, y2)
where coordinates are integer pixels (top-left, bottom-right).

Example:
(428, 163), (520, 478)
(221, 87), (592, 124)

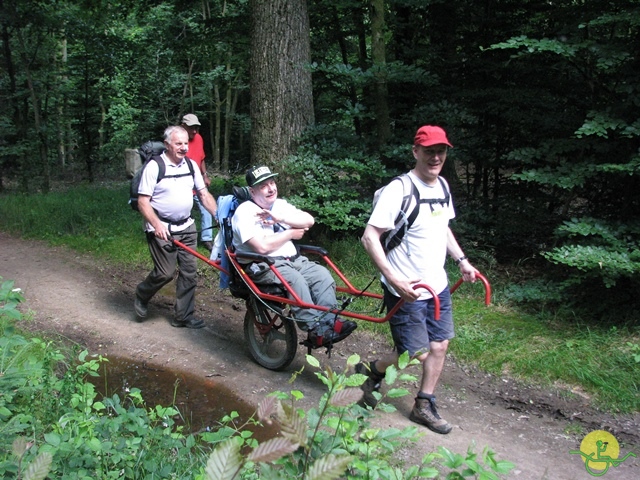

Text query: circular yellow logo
(579, 430), (620, 473)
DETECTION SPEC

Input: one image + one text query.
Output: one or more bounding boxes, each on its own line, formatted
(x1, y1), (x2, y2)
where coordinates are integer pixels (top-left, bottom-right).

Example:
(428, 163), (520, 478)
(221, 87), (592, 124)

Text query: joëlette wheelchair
(172, 235), (491, 371)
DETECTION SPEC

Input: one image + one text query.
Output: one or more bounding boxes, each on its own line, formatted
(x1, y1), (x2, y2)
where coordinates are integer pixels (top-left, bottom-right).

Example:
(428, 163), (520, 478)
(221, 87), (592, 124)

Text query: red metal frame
(450, 272), (492, 306)
(172, 239), (491, 324)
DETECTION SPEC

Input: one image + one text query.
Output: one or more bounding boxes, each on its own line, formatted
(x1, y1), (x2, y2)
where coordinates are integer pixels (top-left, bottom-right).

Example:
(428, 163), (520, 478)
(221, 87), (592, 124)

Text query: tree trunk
(17, 30), (50, 192)
(222, 69), (239, 172)
(213, 82), (222, 170)
(250, 0), (314, 168)
(370, 0), (391, 149)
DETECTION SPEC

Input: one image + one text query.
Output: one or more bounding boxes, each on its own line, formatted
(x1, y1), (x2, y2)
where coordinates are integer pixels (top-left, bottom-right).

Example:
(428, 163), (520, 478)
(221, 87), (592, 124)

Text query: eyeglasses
(421, 146), (448, 157)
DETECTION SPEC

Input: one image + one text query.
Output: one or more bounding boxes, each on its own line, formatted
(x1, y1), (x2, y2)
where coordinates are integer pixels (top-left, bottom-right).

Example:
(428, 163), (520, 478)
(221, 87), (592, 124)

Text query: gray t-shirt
(138, 153), (205, 232)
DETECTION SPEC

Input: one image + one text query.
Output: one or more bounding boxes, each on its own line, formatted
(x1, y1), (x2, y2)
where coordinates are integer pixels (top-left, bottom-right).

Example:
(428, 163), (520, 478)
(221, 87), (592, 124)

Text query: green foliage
(1, 282), (517, 478)
(0, 280), (208, 478)
(204, 354), (516, 479)
(451, 304), (640, 412)
(626, 343), (640, 364)
(280, 126), (397, 233)
(10, 437), (52, 480)
(481, 5), (640, 315)
(510, 217), (640, 315)
(0, 184), (152, 266)
(542, 217), (640, 287)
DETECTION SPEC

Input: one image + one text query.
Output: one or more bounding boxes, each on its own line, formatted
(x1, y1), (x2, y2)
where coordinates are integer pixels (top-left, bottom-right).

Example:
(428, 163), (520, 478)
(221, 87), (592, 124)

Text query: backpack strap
(378, 174), (450, 254)
(150, 157), (196, 225)
(154, 156), (195, 183)
(379, 174), (419, 253)
(151, 156), (166, 182)
(418, 176), (450, 211)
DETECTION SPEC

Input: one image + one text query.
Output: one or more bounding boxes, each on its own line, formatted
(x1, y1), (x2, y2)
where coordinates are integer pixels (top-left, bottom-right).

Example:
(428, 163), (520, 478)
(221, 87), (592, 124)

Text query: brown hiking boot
(355, 362), (383, 408)
(409, 396), (452, 434)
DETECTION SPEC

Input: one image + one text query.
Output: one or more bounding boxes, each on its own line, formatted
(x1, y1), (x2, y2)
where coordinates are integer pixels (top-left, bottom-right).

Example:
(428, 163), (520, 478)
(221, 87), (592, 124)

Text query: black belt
(157, 214), (191, 226)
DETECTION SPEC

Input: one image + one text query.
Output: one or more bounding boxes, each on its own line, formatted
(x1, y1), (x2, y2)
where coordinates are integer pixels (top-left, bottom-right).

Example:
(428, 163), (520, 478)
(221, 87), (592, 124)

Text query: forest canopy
(1, 0), (638, 319)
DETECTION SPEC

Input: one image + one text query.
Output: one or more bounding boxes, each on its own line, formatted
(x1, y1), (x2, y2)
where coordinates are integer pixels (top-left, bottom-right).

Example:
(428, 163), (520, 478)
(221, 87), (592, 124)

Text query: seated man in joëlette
(231, 165), (357, 347)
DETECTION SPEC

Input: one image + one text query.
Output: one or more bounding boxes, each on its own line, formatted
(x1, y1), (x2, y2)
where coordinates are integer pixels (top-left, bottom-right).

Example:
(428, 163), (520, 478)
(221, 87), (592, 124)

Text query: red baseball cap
(414, 125), (453, 148)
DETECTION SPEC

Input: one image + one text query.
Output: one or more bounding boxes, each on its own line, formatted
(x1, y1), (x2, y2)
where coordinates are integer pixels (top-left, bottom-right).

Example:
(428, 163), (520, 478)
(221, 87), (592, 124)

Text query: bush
(202, 354), (516, 479)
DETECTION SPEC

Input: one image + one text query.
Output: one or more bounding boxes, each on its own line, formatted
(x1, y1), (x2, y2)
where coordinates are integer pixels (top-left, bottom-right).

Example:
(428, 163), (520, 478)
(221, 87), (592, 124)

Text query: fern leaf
(206, 438), (243, 480)
(23, 452), (52, 480)
(275, 401), (307, 446)
(12, 437), (28, 458)
(305, 454), (352, 480)
(329, 387), (364, 407)
(257, 396), (278, 424)
(247, 437), (299, 463)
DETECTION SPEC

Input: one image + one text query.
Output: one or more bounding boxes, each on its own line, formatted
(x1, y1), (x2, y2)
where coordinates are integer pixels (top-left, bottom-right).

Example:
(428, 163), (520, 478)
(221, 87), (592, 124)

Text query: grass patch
(1, 182), (639, 413)
(452, 300), (640, 412)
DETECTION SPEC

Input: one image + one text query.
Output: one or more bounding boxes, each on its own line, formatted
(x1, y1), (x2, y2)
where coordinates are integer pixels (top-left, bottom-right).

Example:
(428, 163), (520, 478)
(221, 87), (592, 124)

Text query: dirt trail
(1, 231), (638, 479)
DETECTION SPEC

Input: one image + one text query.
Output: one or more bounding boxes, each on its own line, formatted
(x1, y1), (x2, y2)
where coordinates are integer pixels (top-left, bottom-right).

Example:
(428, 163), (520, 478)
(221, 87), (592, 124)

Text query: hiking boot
(332, 318), (357, 340)
(171, 317), (206, 329)
(409, 396), (452, 434)
(134, 296), (148, 319)
(202, 241), (213, 252)
(355, 362), (384, 408)
(307, 318), (357, 347)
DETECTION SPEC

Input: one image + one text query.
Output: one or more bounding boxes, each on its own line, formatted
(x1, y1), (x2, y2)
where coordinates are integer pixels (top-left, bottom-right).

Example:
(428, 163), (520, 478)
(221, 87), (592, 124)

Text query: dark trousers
(136, 224), (198, 322)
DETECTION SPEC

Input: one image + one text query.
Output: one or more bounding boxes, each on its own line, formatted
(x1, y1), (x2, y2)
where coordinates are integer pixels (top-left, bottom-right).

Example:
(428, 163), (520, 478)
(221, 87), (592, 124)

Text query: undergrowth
(0, 183), (638, 412)
(1, 278), (516, 478)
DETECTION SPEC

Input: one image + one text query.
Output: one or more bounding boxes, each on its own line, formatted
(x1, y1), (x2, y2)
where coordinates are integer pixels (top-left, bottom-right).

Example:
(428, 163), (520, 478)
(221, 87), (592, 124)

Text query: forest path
(1, 231), (638, 479)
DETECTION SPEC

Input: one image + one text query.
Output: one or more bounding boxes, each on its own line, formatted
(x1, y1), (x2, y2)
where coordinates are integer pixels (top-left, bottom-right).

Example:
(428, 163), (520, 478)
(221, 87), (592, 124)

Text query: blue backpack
(211, 186), (251, 289)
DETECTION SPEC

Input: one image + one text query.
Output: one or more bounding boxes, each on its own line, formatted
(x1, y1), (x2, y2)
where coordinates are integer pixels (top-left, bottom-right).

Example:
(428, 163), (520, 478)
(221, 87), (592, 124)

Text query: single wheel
(243, 297), (298, 371)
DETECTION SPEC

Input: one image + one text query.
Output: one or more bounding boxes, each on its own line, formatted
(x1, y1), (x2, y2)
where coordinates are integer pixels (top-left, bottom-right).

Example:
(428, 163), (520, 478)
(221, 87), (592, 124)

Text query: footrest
(300, 338), (334, 357)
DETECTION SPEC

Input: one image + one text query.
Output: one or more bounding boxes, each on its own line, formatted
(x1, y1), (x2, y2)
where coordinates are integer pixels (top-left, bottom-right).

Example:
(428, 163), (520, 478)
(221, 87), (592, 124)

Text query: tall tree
(370, 0), (390, 148)
(249, 0), (314, 167)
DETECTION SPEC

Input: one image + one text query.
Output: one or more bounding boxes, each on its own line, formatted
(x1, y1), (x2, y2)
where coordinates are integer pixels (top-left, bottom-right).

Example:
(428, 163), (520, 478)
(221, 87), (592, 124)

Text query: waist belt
(157, 214), (191, 227)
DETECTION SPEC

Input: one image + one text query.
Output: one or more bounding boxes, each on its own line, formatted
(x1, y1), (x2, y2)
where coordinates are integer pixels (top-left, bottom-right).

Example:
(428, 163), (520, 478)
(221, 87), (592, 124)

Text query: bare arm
(245, 227), (308, 255)
(196, 187), (218, 218)
(446, 228), (477, 282)
(361, 224), (420, 302)
(138, 195), (170, 241)
(200, 159), (211, 187)
(257, 207), (314, 229)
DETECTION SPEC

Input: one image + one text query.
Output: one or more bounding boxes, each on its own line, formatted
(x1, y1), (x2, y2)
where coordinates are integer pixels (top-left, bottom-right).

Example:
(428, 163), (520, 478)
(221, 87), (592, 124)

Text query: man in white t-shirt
(232, 165), (357, 347)
(134, 125), (218, 329)
(359, 125), (478, 434)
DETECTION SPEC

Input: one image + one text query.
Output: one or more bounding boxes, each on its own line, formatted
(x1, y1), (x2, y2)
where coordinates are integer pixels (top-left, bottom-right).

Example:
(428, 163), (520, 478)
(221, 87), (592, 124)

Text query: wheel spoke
(244, 299), (297, 370)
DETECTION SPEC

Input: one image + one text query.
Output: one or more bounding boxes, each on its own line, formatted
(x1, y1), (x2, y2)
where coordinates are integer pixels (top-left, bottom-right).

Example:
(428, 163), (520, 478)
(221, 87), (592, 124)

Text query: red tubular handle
(449, 271), (491, 305)
(412, 283), (440, 320)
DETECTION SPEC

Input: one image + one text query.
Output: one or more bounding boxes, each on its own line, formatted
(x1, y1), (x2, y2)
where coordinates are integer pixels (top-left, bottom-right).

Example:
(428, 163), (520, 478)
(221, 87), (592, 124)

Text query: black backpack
(374, 174), (450, 254)
(128, 141), (195, 211)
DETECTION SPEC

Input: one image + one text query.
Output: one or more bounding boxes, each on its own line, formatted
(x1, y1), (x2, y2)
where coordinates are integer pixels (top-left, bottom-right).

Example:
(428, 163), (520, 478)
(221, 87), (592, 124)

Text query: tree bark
(370, 0), (391, 148)
(250, 0), (314, 168)
(17, 29), (50, 192)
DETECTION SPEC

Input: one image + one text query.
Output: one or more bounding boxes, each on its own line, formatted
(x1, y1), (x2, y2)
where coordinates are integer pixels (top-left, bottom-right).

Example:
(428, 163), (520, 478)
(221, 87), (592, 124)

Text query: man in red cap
(359, 125), (478, 434)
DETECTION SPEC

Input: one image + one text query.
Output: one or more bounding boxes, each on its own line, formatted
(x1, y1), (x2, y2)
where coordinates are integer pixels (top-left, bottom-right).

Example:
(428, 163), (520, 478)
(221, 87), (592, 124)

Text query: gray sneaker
(134, 296), (148, 319)
(409, 396), (452, 434)
(355, 362), (383, 408)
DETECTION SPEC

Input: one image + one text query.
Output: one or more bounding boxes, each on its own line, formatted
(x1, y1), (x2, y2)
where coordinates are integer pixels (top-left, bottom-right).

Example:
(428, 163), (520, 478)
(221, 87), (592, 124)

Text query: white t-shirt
(232, 198), (301, 258)
(367, 171), (455, 299)
(138, 154), (204, 232)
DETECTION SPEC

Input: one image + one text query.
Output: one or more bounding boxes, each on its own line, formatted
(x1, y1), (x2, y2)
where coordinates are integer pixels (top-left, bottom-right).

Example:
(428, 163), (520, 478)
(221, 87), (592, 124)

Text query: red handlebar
(449, 272), (491, 305)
